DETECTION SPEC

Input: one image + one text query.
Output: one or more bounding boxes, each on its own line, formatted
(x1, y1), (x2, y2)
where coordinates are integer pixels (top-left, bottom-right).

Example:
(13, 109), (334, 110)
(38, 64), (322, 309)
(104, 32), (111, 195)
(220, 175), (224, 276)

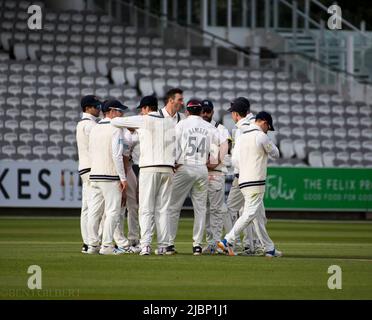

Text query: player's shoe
(113, 246), (129, 255)
(202, 244), (216, 255)
(265, 248), (283, 258)
(193, 246), (202, 256)
(81, 244), (88, 254)
(126, 245), (141, 254)
(241, 246), (254, 256)
(216, 246), (224, 254)
(217, 239), (236, 256)
(253, 240), (264, 256)
(87, 245), (100, 254)
(129, 239), (140, 247)
(253, 247), (265, 256)
(139, 245), (151, 256)
(165, 245), (177, 255)
(99, 245), (115, 255)
(155, 247), (167, 255)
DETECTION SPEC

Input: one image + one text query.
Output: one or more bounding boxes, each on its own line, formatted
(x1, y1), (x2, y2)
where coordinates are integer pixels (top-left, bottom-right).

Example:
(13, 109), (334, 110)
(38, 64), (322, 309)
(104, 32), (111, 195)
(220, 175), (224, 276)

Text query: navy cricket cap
(201, 99), (214, 112)
(255, 111), (275, 131)
(227, 97), (250, 113)
(186, 99), (202, 110)
(101, 99), (128, 113)
(137, 95), (158, 109)
(81, 95), (102, 110)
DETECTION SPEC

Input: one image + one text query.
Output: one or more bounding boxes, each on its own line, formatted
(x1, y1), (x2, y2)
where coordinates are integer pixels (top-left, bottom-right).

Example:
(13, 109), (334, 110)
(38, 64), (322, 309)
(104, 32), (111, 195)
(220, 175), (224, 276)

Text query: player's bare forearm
(207, 158), (220, 170)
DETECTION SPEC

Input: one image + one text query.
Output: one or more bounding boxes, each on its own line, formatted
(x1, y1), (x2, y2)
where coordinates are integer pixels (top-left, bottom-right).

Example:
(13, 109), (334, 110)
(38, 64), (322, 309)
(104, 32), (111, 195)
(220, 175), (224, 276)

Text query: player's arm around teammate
(111, 103), (176, 256)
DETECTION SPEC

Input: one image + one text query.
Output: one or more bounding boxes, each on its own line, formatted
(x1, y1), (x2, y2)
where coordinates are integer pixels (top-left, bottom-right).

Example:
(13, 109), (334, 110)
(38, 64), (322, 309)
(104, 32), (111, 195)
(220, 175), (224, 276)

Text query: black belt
(208, 169), (222, 173)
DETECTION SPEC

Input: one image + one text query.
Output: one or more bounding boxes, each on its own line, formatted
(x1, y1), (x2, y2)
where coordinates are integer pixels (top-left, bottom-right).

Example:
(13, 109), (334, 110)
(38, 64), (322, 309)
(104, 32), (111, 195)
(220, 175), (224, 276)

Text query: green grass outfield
(0, 216), (371, 300)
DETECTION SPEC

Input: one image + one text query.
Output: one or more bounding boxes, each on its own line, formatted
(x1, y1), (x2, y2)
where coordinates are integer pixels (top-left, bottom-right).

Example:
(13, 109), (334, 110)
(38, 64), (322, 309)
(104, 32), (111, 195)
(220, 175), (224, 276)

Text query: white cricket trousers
(139, 170), (173, 248)
(126, 167), (139, 242)
(99, 207), (129, 248)
(226, 177), (259, 249)
(205, 174), (227, 245)
(225, 191), (275, 252)
(88, 181), (122, 247)
(80, 173), (90, 245)
(112, 209), (129, 247)
(168, 165), (208, 248)
(98, 168), (137, 247)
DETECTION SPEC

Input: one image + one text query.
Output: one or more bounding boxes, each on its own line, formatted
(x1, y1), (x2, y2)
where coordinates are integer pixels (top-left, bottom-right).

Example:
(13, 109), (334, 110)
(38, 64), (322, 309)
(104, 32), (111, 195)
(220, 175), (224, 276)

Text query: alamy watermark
(1, 265), (79, 298)
(27, 264), (42, 289)
(327, 5), (342, 30)
(27, 4), (42, 30)
(327, 265), (342, 290)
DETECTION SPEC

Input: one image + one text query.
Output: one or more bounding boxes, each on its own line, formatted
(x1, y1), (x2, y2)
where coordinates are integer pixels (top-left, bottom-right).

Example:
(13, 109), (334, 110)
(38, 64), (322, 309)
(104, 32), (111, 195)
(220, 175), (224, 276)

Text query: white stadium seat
(280, 139), (295, 159)
(308, 151), (323, 167)
(139, 78), (154, 96)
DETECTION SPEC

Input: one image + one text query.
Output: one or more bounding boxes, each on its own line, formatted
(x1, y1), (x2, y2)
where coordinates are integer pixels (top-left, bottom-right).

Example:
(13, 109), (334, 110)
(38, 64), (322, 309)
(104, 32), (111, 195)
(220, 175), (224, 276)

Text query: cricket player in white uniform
(118, 95), (160, 253)
(112, 128), (139, 253)
(200, 99), (230, 254)
(87, 100), (129, 255)
(76, 95), (101, 253)
(167, 99), (220, 255)
(218, 111), (282, 258)
(111, 108), (176, 256)
(159, 88), (185, 124)
(95, 102), (134, 253)
(225, 97), (263, 255)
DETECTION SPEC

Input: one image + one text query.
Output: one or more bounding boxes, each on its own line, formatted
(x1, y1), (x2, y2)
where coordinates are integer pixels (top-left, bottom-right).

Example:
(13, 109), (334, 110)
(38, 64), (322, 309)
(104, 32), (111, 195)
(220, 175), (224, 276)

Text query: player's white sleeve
(257, 133), (280, 159)
(217, 127), (230, 162)
(219, 140), (228, 164)
(122, 129), (132, 157)
(175, 121), (183, 163)
(111, 115), (144, 129)
(231, 136), (240, 170)
(219, 127), (230, 144)
(112, 128), (126, 181)
(209, 128), (220, 166)
(83, 121), (96, 136)
(131, 130), (139, 146)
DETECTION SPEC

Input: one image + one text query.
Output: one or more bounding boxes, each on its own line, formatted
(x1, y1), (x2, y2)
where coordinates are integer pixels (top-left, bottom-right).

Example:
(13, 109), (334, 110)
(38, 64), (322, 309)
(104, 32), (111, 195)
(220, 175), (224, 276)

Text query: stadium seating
(0, 0), (371, 167)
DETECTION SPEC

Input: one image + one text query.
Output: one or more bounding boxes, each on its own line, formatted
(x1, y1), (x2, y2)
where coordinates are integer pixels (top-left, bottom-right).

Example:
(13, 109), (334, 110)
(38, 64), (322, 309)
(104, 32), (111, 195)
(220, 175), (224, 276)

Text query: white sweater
(111, 113), (176, 172)
(89, 118), (126, 181)
(233, 124), (279, 194)
(76, 113), (97, 176)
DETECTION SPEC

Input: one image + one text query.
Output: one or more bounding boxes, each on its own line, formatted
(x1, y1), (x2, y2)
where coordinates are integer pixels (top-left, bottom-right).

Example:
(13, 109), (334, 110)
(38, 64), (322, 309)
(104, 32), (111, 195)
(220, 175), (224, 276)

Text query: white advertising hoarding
(0, 161), (81, 208)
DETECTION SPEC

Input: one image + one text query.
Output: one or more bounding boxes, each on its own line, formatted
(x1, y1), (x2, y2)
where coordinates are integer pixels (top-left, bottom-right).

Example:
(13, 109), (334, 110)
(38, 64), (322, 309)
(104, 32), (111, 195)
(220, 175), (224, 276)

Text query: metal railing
(91, 0), (279, 70)
(91, 0), (372, 103)
(276, 0), (372, 80)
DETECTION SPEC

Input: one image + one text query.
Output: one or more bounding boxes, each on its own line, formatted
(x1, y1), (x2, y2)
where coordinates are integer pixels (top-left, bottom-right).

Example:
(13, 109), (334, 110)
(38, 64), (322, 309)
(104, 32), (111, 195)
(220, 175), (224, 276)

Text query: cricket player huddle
(76, 87), (282, 257)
